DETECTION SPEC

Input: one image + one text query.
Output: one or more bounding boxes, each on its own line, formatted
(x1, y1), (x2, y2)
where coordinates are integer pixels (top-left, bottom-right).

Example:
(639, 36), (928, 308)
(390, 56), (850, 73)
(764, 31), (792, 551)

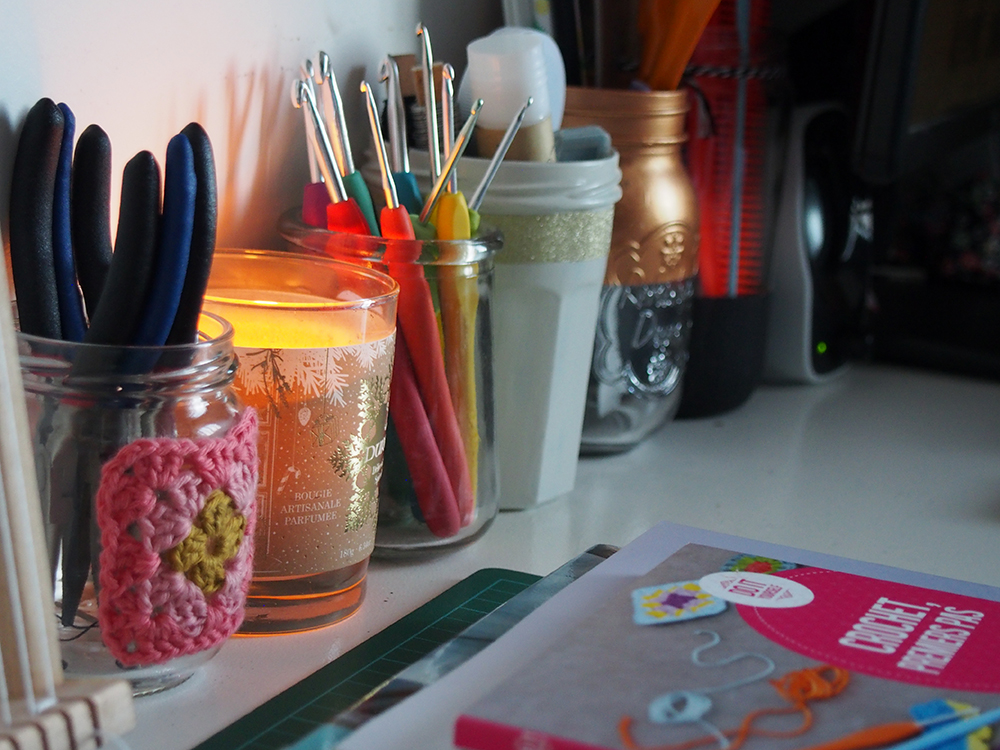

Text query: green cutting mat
(195, 568), (540, 750)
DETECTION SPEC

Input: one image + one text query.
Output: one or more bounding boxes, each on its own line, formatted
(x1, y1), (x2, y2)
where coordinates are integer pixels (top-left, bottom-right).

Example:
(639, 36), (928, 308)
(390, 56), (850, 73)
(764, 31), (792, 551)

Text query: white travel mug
(457, 153), (622, 508)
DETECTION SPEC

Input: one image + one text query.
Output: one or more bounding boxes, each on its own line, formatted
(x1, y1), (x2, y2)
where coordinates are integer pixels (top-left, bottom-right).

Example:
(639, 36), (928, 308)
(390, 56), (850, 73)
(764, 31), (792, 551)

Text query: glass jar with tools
(563, 88), (699, 454)
(18, 312), (256, 695)
(279, 211), (502, 555)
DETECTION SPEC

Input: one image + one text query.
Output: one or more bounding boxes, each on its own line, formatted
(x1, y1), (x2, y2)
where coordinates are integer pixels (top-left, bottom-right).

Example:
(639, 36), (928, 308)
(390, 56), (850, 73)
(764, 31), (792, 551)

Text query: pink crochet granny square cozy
(97, 408), (258, 666)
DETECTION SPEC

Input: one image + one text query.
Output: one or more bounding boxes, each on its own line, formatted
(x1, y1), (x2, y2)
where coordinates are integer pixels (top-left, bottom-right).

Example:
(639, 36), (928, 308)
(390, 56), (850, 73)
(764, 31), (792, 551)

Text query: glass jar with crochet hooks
(18, 312), (258, 696)
(279, 210), (502, 555)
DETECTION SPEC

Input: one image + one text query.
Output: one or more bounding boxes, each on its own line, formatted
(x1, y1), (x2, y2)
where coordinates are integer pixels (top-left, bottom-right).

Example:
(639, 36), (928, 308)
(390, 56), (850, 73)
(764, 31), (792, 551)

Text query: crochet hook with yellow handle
(434, 64), (478, 506)
(361, 79), (464, 536)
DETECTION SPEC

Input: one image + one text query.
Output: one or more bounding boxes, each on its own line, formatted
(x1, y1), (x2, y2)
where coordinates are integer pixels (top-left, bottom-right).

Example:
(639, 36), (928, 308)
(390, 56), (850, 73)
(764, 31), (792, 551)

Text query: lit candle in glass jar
(203, 250), (398, 634)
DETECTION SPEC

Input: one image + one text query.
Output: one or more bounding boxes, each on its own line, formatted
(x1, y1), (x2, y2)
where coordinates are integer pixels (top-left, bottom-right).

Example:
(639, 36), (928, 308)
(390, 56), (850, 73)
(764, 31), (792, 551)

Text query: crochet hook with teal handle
(379, 55), (422, 214)
(316, 51), (379, 234)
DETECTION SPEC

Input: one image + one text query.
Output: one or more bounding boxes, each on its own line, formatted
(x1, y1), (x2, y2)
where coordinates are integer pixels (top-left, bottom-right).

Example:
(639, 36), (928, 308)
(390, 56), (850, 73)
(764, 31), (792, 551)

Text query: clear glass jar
(18, 313), (251, 695)
(279, 210), (501, 555)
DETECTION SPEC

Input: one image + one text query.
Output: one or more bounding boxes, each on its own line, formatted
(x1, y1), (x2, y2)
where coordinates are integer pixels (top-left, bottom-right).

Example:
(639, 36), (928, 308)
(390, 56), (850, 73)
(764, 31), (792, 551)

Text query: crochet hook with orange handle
(360, 79), (417, 243)
(293, 79), (369, 236)
(795, 708), (979, 750)
(362, 79), (469, 533)
(355, 80), (454, 534)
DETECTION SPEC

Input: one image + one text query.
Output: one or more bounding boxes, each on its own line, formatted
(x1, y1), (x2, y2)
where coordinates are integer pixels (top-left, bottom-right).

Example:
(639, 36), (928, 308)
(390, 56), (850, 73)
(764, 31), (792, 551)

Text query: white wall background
(0, 0), (503, 251)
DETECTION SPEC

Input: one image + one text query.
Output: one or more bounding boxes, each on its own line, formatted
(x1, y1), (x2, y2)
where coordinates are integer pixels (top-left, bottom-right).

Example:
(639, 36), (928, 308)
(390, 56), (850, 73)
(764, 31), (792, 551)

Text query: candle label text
(233, 333), (395, 575)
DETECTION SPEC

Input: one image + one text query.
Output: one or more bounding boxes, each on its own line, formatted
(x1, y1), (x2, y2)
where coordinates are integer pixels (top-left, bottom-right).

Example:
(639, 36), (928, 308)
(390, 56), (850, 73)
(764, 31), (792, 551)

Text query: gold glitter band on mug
(481, 208), (615, 264)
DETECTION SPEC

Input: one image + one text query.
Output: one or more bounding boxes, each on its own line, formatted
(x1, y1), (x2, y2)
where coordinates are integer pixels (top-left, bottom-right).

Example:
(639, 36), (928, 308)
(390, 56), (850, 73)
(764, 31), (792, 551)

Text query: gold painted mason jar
(563, 87), (700, 453)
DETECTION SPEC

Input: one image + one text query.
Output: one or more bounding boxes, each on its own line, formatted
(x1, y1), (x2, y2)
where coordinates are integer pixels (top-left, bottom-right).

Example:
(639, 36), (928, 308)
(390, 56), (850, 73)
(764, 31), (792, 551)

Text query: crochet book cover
(454, 543), (1000, 750)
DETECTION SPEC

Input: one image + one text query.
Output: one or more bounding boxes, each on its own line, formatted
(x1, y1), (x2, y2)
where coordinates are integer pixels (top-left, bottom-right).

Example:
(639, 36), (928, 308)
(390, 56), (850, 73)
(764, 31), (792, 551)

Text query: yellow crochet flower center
(165, 489), (246, 595)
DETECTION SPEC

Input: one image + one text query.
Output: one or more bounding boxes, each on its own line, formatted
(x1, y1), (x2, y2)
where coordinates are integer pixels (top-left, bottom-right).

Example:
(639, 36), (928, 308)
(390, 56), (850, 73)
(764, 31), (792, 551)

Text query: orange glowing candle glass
(203, 249), (398, 634)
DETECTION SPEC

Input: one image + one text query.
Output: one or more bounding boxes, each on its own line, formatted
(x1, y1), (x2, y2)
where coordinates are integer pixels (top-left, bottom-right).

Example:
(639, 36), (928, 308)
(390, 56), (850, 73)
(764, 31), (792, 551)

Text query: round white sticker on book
(698, 571), (814, 608)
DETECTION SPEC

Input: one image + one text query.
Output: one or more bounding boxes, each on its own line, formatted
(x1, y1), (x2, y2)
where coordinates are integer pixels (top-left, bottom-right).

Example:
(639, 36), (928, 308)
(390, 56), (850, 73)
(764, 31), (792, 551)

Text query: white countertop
(124, 363), (1000, 750)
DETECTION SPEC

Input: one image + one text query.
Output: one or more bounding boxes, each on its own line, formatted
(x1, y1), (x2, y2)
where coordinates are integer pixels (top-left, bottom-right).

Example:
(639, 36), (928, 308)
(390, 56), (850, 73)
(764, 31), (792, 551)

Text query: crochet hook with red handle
(292, 78), (369, 236)
(363, 80), (473, 527)
(386, 333), (460, 537)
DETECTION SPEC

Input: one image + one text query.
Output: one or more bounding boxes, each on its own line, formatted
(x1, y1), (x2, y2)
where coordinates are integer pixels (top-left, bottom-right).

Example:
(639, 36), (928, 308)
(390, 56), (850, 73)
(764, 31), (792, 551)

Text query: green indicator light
(817, 341), (828, 354)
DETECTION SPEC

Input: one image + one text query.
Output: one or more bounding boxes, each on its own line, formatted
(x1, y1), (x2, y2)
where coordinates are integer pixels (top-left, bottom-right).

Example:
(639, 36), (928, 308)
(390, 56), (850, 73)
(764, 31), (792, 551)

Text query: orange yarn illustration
(619, 666), (851, 750)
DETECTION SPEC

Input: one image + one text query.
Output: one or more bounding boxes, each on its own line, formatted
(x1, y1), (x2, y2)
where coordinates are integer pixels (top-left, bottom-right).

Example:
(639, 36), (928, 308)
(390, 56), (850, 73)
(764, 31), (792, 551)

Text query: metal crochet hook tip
(419, 98), (482, 224)
(317, 50), (333, 88)
(295, 78), (347, 203)
(416, 22), (441, 184)
(361, 80), (399, 210)
(468, 96), (532, 212)
(290, 78), (304, 109)
(379, 56), (409, 174)
(441, 63), (457, 193)
(301, 58), (315, 86)
(315, 50), (355, 176)
(297, 60), (322, 184)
